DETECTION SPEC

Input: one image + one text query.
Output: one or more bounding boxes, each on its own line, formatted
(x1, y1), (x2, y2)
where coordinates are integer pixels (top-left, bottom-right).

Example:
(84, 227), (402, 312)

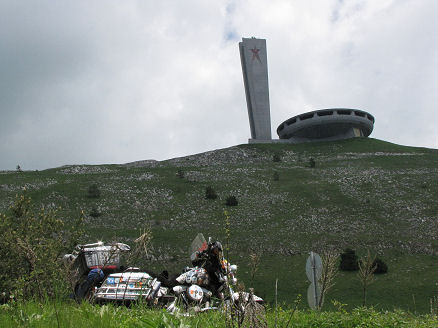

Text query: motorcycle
(65, 235), (263, 314)
(166, 233), (263, 314)
(166, 266), (216, 313)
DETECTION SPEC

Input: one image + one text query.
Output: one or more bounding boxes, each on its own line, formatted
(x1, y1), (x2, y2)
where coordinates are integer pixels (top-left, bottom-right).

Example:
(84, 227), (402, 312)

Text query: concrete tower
(239, 37), (272, 141)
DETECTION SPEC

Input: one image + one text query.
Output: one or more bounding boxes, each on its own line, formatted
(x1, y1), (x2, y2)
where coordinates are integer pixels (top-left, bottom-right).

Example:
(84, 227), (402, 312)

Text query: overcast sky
(1, 0), (438, 170)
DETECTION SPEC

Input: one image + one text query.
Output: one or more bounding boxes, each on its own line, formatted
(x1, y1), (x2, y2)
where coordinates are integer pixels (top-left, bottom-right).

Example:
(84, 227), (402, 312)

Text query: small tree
(249, 248), (262, 286)
(431, 296), (438, 315)
(225, 195), (238, 206)
(223, 210), (231, 260)
(357, 251), (377, 306)
(87, 184), (101, 198)
(205, 186), (218, 200)
(127, 225), (153, 267)
(318, 250), (339, 309)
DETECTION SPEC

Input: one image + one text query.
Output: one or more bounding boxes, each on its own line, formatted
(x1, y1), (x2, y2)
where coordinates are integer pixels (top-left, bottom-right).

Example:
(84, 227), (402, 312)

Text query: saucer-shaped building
(277, 108), (375, 143)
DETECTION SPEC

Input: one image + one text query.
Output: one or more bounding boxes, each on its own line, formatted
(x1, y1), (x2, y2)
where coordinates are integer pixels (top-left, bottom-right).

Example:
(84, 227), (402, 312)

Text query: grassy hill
(1, 138), (437, 313)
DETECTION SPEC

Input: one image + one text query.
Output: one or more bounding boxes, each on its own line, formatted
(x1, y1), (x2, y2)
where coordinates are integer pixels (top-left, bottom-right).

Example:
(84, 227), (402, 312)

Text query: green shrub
(273, 172), (280, 181)
(225, 195), (238, 206)
(177, 169), (184, 179)
(205, 186), (218, 200)
(273, 154), (281, 162)
(89, 207), (101, 218)
(87, 184), (100, 198)
(340, 248), (359, 271)
(372, 258), (388, 274)
(0, 194), (84, 300)
(309, 158), (316, 168)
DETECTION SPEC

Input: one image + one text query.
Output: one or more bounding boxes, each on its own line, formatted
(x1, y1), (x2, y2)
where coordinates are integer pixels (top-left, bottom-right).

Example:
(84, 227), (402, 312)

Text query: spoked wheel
(167, 294), (187, 314)
(221, 298), (245, 326)
(74, 279), (96, 303)
(85, 284), (97, 303)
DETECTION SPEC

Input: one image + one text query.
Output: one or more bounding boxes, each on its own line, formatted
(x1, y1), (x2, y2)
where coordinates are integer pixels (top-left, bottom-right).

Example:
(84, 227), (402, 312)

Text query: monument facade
(277, 108), (375, 143)
(239, 38), (272, 141)
(239, 37), (375, 144)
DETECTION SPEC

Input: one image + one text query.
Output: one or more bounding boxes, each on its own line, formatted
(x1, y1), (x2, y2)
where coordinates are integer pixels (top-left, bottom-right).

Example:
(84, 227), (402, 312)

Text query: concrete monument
(239, 37), (272, 141)
(277, 108), (375, 143)
(239, 37), (375, 144)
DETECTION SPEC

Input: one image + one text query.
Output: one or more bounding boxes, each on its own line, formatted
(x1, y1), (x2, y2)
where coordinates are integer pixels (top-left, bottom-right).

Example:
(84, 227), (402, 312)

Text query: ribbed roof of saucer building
(277, 108), (375, 143)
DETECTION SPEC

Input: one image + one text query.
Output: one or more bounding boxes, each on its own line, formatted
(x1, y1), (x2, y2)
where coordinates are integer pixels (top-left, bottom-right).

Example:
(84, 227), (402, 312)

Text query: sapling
(318, 250), (339, 309)
(357, 250), (377, 306)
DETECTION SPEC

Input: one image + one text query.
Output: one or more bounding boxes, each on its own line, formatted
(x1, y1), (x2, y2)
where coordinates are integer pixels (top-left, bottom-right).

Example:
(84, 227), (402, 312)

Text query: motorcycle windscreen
(189, 233), (208, 262)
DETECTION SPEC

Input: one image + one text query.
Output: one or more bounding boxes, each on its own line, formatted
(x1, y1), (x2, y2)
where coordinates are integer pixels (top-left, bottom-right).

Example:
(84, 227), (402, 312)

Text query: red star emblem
(250, 47), (261, 63)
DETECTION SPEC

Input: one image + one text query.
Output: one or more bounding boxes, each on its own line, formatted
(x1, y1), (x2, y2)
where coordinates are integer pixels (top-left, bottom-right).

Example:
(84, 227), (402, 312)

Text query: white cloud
(1, 0), (437, 169)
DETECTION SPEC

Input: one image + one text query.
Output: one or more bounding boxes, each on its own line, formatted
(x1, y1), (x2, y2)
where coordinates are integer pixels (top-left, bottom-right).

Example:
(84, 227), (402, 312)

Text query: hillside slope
(1, 137), (437, 311)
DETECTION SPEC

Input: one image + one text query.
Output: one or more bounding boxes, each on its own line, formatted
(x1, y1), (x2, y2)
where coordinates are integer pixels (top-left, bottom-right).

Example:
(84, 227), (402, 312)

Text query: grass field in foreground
(0, 301), (437, 328)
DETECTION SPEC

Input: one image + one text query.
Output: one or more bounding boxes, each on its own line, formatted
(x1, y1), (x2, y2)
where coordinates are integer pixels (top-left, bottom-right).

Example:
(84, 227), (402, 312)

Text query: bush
(89, 207), (101, 218)
(87, 184), (101, 198)
(273, 172), (280, 181)
(273, 154), (281, 162)
(340, 248), (359, 271)
(372, 258), (388, 274)
(309, 158), (316, 168)
(177, 169), (184, 179)
(0, 194), (85, 300)
(205, 186), (217, 200)
(225, 195), (238, 206)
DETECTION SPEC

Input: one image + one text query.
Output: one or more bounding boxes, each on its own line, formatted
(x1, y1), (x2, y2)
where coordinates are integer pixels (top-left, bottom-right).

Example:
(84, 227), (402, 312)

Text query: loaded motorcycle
(64, 235), (262, 312)
(166, 233), (263, 314)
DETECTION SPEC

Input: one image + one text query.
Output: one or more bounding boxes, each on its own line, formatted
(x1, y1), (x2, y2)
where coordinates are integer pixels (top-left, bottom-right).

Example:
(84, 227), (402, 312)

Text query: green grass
(1, 138), (438, 313)
(0, 301), (437, 328)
